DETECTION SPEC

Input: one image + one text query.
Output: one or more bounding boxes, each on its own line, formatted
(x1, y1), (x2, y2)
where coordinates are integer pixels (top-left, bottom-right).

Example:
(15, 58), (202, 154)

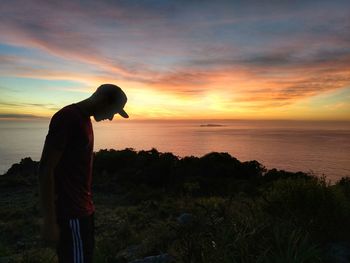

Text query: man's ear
(100, 94), (113, 107)
(91, 94), (106, 109)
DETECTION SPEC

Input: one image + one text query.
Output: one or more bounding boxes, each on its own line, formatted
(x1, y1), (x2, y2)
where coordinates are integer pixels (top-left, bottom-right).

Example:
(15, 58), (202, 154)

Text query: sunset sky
(0, 0), (350, 120)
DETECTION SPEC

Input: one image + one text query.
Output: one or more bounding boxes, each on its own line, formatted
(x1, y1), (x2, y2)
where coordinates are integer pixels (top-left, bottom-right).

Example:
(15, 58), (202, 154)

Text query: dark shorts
(56, 213), (95, 263)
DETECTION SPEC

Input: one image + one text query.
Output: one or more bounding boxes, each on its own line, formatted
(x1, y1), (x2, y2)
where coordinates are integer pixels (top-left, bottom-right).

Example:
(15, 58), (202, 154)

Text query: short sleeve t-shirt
(44, 104), (95, 220)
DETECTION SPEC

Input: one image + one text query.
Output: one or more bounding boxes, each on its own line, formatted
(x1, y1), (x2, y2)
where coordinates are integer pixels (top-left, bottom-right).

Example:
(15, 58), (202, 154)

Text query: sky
(0, 0), (350, 120)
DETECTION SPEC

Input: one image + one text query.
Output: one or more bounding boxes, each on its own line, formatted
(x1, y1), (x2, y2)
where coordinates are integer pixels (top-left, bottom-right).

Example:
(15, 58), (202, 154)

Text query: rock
(325, 242), (350, 263)
(16, 241), (25, 250)
(117, 245), (142, 261)
(129, 253), (175, 263)
(177, 213), (193, 225)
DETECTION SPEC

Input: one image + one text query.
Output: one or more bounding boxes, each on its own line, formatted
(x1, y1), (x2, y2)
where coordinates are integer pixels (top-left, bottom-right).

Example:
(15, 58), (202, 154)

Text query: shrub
(261, 177), (350, 242)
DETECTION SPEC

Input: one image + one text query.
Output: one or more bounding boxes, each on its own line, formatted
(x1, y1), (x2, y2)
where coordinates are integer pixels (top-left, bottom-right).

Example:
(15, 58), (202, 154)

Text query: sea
(0, 119), (349, 182)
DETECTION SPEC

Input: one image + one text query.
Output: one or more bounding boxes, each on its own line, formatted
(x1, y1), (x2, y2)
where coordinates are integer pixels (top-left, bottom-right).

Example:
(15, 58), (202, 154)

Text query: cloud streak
(0, 113), (45, 119)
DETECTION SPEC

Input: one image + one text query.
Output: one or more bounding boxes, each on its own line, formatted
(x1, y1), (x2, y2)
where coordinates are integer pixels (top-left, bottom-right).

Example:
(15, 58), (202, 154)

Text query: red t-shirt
(44, 103), (95, 220)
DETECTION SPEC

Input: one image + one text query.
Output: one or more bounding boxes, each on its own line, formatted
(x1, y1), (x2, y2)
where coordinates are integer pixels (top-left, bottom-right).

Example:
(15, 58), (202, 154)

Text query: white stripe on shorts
(70, 219), (84, 263)
(75, 219), (84, 263)
(69, 219), (78, 263)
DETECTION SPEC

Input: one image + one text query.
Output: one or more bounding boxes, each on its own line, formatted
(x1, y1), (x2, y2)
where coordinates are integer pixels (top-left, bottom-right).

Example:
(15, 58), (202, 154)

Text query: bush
(262, 177), (350, 242)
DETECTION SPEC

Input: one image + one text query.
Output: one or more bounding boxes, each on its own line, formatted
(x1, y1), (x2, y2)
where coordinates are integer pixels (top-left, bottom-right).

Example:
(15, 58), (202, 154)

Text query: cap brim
(118, 109), (129, 118)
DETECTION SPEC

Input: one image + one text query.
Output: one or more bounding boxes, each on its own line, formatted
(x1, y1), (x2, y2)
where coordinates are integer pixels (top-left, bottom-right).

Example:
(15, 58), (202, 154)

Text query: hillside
(1, 148), (350, 262)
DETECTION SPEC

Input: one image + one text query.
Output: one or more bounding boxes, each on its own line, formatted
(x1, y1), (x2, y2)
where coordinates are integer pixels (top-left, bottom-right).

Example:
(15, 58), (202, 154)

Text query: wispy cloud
(0, 100), (59, 110)
(0, 113), (45, 119)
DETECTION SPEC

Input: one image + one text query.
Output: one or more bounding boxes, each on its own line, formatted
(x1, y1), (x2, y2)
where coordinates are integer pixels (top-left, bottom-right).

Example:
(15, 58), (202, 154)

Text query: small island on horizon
(1, 148), (350, 262)
(200, 124), (225, 127)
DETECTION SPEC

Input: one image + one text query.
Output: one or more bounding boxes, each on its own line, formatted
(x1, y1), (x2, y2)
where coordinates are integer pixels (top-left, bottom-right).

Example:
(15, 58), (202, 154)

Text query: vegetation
(0, 148), (350, 262)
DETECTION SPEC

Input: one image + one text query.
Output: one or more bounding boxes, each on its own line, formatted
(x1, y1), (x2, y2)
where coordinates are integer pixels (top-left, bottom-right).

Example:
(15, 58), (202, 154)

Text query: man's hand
(41, 219), (60, 247)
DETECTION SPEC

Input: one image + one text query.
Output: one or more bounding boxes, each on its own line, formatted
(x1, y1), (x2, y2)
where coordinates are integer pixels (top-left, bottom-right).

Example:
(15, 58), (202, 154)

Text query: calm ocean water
(0, 119), (349, 182)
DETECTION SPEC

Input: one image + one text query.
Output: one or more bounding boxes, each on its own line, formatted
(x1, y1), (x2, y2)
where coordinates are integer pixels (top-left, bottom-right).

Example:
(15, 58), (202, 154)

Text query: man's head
(90, 84), (128, 122)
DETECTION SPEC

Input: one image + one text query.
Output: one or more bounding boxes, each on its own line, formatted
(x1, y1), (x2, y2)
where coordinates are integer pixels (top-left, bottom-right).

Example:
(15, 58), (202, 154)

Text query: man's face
(93, 103), (123, 122)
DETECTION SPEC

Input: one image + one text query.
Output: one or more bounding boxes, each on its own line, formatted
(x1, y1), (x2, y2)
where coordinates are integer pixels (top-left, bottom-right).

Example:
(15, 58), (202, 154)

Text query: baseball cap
(96, 84), (129, 118)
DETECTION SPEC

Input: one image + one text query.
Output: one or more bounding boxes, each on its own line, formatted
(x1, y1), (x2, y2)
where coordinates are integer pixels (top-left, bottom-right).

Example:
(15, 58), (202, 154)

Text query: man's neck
(76, 99), (94, 118)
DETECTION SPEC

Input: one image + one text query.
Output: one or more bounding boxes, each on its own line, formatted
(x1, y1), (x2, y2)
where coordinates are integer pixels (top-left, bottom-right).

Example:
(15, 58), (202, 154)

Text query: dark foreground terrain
(1, 148), (350, 262)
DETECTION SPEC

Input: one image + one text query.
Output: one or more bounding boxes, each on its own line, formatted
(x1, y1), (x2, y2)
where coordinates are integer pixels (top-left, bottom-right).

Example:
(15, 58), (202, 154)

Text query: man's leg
(56, 219), (74, 263)
(56, 214), (95, 263)
(78, 213), (95, 263)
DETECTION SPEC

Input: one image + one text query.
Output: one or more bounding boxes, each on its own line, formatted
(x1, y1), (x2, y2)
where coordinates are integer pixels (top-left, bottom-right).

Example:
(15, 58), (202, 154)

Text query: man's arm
(38, 142), (63, 243)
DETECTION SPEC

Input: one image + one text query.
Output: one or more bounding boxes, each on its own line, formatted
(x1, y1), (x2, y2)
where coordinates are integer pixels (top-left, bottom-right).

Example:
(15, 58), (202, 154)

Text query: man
(38, 84), (128, 263)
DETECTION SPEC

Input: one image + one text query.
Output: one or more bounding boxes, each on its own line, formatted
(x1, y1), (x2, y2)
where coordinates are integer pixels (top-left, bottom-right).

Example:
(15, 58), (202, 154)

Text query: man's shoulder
(50, 104), (80, 125)
(52, 104), (79, 119)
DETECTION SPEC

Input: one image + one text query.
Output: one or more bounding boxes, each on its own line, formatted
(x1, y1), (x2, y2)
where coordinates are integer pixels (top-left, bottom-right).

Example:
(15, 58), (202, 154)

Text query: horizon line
(1, 116), (350, 122)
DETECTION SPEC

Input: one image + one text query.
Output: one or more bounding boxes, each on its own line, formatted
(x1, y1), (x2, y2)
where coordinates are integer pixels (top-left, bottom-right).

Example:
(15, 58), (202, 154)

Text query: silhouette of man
(38, 84), (128, 263)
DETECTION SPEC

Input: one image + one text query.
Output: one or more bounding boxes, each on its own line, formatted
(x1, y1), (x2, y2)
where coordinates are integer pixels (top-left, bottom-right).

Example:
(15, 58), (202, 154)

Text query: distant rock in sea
(200, 124), (224, 127)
